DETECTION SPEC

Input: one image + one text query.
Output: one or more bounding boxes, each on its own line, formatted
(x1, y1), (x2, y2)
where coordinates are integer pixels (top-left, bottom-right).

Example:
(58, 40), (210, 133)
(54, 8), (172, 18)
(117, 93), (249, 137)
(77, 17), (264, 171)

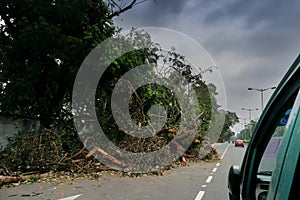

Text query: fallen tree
(0, 127), (218, 187)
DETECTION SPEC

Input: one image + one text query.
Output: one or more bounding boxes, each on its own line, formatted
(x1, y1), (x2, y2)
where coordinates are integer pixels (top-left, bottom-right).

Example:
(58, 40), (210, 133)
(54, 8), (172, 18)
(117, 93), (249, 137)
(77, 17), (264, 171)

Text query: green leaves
(0, 0), (114, 127)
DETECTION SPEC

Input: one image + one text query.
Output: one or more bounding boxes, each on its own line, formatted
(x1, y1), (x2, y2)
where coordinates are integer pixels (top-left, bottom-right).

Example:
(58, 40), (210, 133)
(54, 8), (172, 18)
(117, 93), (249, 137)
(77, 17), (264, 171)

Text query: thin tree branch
(108, 0), (148, 18)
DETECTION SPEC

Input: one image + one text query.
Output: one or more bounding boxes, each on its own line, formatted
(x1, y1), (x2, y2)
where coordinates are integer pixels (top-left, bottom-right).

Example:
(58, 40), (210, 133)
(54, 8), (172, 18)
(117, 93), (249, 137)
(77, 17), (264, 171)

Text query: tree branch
(108, 0), (148, 18)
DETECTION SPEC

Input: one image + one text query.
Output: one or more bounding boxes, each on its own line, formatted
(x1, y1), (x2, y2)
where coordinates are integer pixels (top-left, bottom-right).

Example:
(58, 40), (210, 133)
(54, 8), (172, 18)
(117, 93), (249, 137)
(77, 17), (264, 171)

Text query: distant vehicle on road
(230, 136), (237, 143)
(234, 140), (244, 148)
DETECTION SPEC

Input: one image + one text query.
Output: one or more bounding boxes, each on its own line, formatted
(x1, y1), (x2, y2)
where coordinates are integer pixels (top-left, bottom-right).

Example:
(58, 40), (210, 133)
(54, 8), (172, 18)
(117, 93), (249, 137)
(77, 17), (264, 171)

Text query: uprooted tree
(0, 0), (238, 179)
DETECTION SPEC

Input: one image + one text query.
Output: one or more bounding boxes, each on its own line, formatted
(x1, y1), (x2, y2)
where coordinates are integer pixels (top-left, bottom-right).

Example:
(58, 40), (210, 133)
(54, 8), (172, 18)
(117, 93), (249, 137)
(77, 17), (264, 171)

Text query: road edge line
(220, 144), (230, 160)
(194, 191), (205, 200)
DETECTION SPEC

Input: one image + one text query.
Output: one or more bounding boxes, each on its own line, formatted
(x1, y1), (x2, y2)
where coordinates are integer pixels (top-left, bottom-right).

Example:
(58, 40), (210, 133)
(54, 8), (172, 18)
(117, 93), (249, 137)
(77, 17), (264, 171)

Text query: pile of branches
(0, 127), (218, 187)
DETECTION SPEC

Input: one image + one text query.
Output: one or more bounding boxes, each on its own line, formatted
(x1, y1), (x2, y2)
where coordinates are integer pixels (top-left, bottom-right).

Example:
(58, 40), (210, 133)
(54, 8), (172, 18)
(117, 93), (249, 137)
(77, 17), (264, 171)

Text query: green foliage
(22, 176), (39, 184)
(94, 29), (161, 141)
(0, 0), (114, 127)
(243, 139), (251, 144)
(0, 0), (241, 173)
(93, 30), (220, 143)
(239, 120), (257, 140)
(208, 110), (239, 143)
(3, 129), (65, 172)
(159, 48), (219, 135)
(219, 111), (239, 142)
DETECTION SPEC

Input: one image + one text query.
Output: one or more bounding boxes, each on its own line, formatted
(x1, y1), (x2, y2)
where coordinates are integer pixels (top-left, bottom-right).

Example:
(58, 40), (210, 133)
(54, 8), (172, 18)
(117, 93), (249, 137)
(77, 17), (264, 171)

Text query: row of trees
(238, 120), (257, 141)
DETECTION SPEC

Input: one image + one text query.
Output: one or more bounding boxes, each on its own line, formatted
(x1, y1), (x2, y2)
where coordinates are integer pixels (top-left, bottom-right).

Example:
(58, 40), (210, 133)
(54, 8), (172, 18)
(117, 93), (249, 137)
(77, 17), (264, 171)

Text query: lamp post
(248, 87), (276, 112)
(241, 108), (259, 121)
(241, 108), (258, 138)
(239, 117), (248, 140)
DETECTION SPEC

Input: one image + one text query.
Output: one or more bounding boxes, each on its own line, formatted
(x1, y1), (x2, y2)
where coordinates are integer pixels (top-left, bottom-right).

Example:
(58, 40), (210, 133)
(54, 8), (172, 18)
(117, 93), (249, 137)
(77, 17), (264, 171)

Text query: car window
(257, 120), (285, 178)
(255, 91), (299, 200)
(257, 136), (282, 175)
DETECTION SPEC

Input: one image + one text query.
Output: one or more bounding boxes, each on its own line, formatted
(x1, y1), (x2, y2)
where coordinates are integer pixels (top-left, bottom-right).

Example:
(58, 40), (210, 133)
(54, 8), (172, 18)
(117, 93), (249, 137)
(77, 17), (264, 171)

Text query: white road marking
(205, 176), (213, 183)
(57, 194), (82, 200)
(194, 191), (205, 200)
(195, 144), (228, 200)
(221, 144), (230, 159)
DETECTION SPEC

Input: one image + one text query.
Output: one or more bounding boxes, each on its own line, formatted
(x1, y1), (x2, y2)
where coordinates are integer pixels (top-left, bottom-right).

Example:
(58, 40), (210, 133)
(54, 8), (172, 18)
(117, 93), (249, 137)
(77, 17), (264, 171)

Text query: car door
(267, 89), (300, 199)
(238, 55), (300, 200)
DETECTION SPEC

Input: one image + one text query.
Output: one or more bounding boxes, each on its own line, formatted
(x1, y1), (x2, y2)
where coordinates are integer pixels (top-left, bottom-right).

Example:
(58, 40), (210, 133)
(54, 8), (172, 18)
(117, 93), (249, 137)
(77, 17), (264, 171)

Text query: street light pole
(239, 117), (248, 140)
(248, 86), (276, 112)
(241, 108), (258, 138)
(241, 108), (259, 121)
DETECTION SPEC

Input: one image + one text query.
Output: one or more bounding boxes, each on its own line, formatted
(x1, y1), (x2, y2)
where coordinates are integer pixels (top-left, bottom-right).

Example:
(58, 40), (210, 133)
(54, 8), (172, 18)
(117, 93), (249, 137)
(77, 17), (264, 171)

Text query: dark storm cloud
(200, 0), (300, 54)
(118, 0), (300, 69)
(150, 0), (187, 15)
(203, 0), (300, 31)
(115, 0), (300, 131)
(119, 0), (300, 39)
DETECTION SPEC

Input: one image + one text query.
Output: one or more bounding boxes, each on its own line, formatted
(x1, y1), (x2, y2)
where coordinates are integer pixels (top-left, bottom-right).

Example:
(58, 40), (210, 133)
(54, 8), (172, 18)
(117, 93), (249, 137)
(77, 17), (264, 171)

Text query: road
(203, 143), (246, 199)
(0, 143), (246, 200)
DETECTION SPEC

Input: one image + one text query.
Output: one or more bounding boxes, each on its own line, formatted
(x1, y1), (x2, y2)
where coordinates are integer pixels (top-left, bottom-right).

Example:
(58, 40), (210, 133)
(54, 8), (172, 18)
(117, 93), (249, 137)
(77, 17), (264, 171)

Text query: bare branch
(108, 0), (148, 18)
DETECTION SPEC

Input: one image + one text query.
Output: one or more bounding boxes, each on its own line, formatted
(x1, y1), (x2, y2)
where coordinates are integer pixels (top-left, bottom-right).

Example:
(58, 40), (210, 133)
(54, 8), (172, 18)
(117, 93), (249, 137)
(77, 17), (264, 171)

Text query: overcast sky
(113, 0), (300, 132)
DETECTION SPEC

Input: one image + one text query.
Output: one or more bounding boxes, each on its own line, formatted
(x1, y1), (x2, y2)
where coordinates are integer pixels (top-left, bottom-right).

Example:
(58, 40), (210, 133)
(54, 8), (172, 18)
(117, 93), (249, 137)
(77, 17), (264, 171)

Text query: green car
(228, 54), (300, 200)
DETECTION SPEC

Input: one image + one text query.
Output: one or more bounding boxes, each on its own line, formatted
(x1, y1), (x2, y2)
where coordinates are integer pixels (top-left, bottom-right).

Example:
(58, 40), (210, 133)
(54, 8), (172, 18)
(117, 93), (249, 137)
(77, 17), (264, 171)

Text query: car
(234, 140), (245, 147)
(228, 54), (300, 200)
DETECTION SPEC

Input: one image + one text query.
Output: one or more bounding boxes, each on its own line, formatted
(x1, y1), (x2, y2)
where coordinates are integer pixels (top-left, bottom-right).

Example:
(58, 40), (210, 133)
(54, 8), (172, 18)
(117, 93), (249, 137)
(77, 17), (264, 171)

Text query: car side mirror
(228, 165), (241, 200)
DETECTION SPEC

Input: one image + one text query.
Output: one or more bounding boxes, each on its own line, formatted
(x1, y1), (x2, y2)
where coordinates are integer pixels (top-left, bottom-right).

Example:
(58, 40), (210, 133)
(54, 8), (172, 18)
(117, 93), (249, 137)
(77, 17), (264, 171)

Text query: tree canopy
(0, 0), (118, 128)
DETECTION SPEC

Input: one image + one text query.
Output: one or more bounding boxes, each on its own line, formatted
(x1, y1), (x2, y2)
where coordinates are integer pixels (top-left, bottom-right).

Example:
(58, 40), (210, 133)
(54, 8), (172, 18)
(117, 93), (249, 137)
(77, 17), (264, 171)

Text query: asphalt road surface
(0, 143), (246, 200)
